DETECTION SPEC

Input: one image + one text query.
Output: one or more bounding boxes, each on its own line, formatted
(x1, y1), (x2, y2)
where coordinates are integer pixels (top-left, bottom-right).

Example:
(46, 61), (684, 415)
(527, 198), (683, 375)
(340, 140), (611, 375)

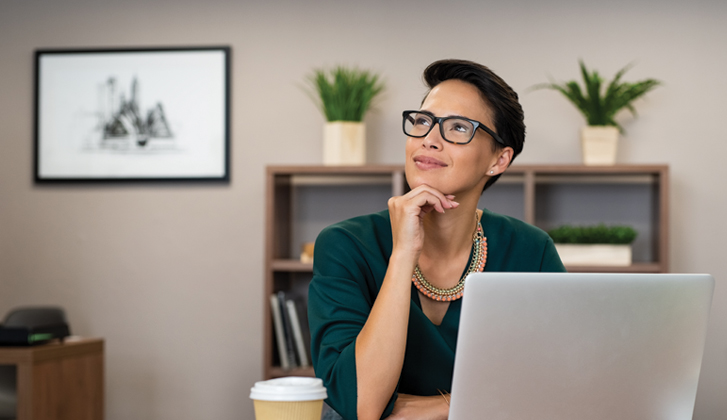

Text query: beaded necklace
(412, 213), (487, 302)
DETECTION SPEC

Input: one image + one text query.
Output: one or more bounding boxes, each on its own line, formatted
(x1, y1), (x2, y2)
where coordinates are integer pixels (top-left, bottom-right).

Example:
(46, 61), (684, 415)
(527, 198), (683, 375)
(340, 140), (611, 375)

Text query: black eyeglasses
(402, 110), (505, 146)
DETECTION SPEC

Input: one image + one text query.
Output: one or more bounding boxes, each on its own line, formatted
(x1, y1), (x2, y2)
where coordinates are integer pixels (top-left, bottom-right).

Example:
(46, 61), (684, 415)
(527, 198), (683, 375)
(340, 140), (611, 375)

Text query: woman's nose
(422, 123), (443, 149)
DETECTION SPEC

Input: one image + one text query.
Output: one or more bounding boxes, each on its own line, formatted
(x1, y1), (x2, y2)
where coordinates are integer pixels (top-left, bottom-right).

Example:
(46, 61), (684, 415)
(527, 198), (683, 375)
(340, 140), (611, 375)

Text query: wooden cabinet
(263, 164), (669, 378)
(0, 338), (104, 420)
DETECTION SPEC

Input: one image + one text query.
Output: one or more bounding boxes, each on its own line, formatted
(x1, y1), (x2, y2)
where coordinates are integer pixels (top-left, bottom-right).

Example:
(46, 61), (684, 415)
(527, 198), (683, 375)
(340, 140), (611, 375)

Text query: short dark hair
(423, 59), (525, 191)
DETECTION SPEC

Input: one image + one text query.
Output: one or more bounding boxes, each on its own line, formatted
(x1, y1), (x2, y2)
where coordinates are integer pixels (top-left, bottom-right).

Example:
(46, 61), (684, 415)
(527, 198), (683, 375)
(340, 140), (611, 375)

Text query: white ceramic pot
(555, 244), (632, 266)
(581, 126), (619, 166)
(323, 121), (365, 166)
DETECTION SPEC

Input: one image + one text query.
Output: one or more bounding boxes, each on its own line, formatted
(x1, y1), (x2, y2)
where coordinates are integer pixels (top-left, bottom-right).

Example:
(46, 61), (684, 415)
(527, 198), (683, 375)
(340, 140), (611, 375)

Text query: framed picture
(34, 46), (230, 182)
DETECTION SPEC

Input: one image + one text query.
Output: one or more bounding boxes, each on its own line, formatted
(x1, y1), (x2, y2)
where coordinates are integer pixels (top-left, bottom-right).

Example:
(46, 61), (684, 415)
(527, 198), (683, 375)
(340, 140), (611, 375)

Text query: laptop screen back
(449, 273), (714, 420)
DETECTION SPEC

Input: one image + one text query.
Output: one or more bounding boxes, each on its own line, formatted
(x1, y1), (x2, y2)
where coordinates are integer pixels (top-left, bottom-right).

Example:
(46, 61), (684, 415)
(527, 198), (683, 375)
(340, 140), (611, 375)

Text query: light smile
(413, 155), (448, 170)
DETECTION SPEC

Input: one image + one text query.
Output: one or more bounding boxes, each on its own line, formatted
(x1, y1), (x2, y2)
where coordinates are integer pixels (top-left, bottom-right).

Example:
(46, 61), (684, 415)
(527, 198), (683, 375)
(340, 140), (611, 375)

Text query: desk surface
(0, 337), (103, 364)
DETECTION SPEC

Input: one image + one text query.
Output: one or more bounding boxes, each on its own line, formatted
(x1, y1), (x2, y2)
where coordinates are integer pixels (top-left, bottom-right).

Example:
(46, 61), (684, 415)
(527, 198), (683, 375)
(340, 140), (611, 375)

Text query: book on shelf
(269, 293), (291, 369)
(277, 291), (299, 368)
(285, 299), (310, 368)
(285, 282), (312, 367)
(270, 288), (312, 370)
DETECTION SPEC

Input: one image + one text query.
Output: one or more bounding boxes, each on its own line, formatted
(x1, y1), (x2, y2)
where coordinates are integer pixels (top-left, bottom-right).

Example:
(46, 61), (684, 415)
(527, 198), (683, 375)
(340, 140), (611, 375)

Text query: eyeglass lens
(404, 112), (475, 144)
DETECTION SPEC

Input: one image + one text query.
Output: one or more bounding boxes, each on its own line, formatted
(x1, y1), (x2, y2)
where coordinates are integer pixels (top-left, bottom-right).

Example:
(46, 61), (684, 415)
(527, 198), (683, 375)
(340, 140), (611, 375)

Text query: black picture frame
(34, 46), (231, 183)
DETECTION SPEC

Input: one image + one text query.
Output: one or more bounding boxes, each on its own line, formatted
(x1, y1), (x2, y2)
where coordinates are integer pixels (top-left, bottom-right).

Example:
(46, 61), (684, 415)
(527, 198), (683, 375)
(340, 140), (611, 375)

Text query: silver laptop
(449, 273), (714, 420)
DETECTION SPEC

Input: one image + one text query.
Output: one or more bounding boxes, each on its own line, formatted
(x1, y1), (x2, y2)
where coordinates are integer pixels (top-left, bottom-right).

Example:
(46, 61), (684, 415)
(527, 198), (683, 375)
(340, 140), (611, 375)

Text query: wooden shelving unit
(263, 164), (669, 379)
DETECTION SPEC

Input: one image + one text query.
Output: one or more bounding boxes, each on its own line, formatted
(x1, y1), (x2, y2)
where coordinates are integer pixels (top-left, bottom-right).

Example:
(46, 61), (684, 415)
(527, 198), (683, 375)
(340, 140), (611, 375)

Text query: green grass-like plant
(548, 224), (638, 245)
(307, 66), (385, 122)
(533, 61), (661, 132)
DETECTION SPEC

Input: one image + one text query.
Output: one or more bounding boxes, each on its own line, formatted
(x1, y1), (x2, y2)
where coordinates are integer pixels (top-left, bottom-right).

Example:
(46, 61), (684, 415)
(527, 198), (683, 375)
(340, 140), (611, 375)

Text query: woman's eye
(451, 123), (468, 133)
(415, 117), (431, 126)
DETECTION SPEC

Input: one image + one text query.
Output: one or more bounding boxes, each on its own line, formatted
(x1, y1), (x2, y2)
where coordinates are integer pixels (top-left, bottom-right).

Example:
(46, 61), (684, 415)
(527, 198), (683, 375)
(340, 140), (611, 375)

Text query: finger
(416, 193), (446, 214)
(406, 185), (457, 211)
(390, 190), (442, 214)
(444, 194), (460, 208)
(419, 204), (435, 217)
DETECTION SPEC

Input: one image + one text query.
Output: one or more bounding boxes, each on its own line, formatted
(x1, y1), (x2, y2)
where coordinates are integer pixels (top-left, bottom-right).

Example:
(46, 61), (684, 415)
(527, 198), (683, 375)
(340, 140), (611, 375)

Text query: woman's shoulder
(317, 210), (391, 243)
(330, 209), (391, 230)
(481, 208), (565, 272)
(481, 208), (548, 238)
(313, 210), (393, 288)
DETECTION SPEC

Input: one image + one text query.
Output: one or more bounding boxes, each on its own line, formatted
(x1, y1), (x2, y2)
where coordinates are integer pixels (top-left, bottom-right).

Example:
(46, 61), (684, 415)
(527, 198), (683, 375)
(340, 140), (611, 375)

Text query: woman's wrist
(388, 248), (419, 276)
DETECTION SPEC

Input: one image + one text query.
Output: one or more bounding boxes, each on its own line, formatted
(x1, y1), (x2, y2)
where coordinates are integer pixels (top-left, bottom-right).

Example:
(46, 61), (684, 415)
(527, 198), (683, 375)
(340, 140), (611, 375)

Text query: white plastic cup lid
(250, 377), (328, 402)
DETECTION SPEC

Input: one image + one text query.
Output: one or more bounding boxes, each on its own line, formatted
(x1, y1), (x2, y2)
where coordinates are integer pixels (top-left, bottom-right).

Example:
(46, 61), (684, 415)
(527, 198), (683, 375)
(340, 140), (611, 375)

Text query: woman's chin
(406, 178), (449, 194)
(405, 167), (461, 195)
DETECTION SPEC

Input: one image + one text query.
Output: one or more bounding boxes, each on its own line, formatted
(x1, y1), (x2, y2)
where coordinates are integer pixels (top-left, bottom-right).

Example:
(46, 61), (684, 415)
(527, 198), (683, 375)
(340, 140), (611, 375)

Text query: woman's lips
(414, 155), (447, 170)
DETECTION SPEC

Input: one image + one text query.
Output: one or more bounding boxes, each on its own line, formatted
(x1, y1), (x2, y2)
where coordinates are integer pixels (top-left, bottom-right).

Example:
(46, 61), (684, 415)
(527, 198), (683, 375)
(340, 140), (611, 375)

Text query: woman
(308, 59), (566, 420)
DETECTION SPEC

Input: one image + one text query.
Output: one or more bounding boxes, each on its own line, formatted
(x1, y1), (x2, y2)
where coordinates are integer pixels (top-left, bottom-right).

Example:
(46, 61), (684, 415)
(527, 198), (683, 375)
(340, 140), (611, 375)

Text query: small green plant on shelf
(306, 66), (385, 122)
(548, 224), (638, 245)
(532, 60), (661, 132)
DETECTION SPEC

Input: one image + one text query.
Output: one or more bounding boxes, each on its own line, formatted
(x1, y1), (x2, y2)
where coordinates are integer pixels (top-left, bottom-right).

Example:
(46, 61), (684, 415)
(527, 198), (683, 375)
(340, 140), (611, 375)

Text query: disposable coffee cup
(250, 376), (328, 420)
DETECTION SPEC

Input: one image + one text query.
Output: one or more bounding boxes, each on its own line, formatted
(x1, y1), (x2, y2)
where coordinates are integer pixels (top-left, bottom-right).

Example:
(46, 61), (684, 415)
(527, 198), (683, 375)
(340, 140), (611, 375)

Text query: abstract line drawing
(98, 77), (174, 150)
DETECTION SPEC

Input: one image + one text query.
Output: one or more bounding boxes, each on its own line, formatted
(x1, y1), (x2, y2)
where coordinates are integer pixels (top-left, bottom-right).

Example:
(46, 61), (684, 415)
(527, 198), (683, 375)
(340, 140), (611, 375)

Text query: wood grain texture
(0, 338), (103, 420)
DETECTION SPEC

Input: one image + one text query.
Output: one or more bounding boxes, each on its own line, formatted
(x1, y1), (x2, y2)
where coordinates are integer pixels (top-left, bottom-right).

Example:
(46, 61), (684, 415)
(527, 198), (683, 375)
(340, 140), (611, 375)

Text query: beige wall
(1, 0), (726, 418)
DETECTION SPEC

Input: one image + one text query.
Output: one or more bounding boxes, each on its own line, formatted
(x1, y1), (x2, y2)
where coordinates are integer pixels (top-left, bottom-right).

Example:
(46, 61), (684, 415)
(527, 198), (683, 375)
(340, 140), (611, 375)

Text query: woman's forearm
(356, 187), (457, 419)
(355, 250), (417, 420)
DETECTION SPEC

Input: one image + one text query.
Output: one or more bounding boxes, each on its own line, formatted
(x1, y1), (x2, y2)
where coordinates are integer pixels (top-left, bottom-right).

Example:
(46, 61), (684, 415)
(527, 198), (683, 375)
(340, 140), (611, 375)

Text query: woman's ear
(489, 147), (514, 175)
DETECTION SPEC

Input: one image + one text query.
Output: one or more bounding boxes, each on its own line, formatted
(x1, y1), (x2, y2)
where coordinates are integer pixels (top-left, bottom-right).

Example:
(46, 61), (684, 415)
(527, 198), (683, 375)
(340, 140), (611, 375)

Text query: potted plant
(307, 66), (385, 165)
(535, 61), (660, 165)
(548, 224), (638, 266)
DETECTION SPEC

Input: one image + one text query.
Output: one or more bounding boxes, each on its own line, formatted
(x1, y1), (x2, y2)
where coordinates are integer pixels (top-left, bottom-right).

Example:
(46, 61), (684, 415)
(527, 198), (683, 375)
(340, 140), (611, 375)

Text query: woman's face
(405, 79), (512, 197)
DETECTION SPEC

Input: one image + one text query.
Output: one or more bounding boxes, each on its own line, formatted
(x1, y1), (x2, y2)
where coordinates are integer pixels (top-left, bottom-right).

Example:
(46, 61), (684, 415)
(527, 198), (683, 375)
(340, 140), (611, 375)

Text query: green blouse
(308, 209), (566, 419)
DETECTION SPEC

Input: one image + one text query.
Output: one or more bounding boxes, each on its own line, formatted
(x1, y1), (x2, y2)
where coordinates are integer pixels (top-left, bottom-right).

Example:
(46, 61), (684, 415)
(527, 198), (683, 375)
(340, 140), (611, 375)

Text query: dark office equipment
(0, 307), (71, 346)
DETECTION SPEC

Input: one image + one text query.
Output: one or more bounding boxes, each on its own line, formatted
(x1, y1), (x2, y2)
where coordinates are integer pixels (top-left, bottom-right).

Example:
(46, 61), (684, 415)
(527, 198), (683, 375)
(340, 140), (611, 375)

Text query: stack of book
(270, 290), (310, 370)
